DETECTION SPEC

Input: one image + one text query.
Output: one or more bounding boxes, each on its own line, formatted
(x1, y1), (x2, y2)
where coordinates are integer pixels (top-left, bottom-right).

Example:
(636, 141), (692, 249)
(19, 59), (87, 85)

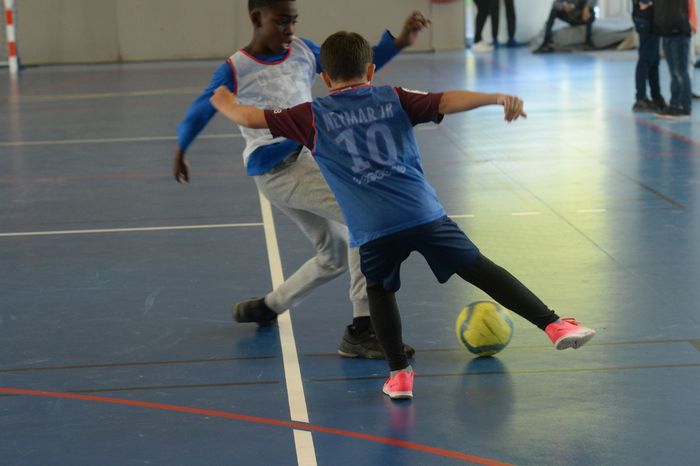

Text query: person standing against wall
(653, 0), (697, 119)
(472, 0), (499, 51)
(503, 0), (523, 47)
(472, 0), (521, 51)
(691, 18), (700, 99)
(632, 0), (666, 112)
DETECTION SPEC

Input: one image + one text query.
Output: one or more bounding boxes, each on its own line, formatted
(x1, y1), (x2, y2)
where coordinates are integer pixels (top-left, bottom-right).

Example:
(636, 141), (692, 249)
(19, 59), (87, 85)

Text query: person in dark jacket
(653, 0), (697, 119)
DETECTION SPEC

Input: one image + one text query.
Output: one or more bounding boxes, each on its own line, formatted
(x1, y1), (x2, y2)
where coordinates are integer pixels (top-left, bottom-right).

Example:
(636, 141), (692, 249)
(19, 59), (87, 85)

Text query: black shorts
(359, 216), (480, 292)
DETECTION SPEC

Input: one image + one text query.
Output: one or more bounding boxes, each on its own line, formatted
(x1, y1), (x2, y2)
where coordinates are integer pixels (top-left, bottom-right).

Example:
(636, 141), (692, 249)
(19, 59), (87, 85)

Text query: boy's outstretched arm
(394, 11), (431, 49)
(438, 91), (527, 122)
(173, 62), (236, 183)
(210, 86), (268, 129)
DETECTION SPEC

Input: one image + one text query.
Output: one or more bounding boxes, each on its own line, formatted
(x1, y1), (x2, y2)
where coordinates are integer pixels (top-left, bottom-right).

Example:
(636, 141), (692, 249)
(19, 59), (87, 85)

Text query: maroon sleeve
(264, 103), (316, 148)
(394, 87), (444, 126)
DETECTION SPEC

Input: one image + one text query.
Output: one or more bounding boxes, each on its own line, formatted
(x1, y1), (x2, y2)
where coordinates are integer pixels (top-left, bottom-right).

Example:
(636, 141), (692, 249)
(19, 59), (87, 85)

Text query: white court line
(0, 223), (262, 238)
(577, 209), (607, 213)
(0, 133), (242, 148)
(3, 87), (202, 103)
(0, 209), (609, 239)
(511, 211), (541, 216)
(258, 193), (317, 466)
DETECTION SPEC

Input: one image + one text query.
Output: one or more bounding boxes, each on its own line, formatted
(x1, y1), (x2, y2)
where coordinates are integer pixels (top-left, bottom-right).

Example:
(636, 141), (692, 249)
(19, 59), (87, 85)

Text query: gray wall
(16, 0), (465, 65)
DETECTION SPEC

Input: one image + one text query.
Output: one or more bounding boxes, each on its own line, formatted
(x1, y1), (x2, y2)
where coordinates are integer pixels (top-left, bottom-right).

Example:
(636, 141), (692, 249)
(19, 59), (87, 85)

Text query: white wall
(16, 0), (120, 64)
(14, 0), (699, 65)
(15, 0), (465, 65)
(113, 0), (245, 61)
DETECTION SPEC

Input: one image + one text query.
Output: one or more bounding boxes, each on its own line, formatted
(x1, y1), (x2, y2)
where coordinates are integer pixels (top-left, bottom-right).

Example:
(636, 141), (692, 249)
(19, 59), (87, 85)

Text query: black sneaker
(655, 106), (691, 120)
(505, 38), (525, 48)
(337, 325), (415, 359)
(652, 97), (667, 111)
(533, 44), (555, 54)
(232, 298), (278, 326)
(632, 98), (655, 113)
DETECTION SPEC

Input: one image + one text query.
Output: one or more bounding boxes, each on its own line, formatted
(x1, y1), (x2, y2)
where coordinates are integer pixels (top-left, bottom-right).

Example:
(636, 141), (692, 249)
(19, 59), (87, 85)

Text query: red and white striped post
(4, 0), (18, 74)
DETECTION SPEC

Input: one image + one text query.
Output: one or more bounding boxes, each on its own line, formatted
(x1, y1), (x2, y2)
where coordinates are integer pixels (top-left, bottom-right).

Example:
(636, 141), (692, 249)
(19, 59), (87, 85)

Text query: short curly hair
(248, 0), (295, 12)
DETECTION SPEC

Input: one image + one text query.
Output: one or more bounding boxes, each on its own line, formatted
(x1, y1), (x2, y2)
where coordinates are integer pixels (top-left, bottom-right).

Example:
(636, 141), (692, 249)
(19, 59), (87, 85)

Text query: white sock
(390, 365), (413, 377)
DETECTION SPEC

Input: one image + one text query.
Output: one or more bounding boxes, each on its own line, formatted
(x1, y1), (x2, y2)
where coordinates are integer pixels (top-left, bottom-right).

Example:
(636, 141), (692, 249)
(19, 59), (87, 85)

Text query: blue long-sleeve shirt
(176, 31), (402, 173)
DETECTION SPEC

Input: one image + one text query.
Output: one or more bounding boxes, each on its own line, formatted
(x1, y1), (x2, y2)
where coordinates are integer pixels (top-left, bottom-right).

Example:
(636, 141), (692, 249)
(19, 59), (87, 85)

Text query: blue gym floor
(1, 48), (699, 465)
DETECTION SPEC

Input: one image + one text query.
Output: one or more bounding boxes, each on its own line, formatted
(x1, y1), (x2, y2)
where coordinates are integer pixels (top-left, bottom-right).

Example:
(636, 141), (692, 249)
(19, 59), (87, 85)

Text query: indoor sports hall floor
(1, 47), (699, 466)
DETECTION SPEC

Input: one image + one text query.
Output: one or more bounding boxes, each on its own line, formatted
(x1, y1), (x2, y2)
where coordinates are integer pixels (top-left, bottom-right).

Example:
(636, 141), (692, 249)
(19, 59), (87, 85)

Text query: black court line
(599, 164), (686, 210)
(438, 123), (682, 274)
(0, 71), (117, 99)
(309, 362), (700, 383)
(303, 338), (700, 357)
(474, 53), (688, 211)
(481, 52), (700, 149)
(6, 339), (692, 374)
(0, 355), (277, 373)
(0, 133), (241, 147)
(0, 170), (245, 185)
(0, 381), (279, 398)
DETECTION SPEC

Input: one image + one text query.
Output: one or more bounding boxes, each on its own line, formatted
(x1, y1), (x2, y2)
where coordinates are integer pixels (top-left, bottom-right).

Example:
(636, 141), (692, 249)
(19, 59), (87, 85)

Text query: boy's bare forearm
(439, 90), (526, 122)
(438, 91), (501, 114)
(221, 104), (267, 128)
(210, 86), (268, 129)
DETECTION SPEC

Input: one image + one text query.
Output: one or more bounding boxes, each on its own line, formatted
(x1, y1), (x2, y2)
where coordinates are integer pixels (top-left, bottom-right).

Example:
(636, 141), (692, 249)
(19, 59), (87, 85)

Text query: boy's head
(248, 0), (298, 53)
(320, 31), (375, 87)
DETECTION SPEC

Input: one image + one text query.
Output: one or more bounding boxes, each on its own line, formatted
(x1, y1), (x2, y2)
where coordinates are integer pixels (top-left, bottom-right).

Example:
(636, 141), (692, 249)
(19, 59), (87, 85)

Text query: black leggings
(368, 252), (559, 371)
(503, 0), (516, 40)
(474, 0), (499, 44)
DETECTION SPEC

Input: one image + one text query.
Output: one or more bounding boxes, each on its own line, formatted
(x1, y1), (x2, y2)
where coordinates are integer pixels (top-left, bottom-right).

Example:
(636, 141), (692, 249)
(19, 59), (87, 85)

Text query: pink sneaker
(545, 318), (596, 350)
(382, 369), (414, 399)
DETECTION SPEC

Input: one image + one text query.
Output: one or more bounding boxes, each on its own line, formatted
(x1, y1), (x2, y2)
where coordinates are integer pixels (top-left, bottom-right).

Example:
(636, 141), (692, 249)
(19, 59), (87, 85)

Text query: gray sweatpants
(253, 147), (369, 318)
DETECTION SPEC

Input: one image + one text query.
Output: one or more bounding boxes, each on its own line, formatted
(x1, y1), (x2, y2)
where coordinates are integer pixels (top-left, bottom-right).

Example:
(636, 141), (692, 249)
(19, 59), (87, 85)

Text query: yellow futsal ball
(456, 301), (514, 357)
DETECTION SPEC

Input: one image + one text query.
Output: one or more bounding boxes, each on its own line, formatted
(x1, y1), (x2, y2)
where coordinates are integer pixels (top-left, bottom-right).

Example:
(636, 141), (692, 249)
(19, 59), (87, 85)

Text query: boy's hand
(581, 6), (591, 22)
(211, 85), (237, 110)
(497, 94), (527, 122)
(395, 11), (430, 49)
(173, 148), (189, 183)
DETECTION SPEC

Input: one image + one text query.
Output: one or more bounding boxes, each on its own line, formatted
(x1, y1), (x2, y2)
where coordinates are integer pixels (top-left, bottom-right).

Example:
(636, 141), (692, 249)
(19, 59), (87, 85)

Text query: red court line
(0, 387), (511, 466)
(624, 114), (700, 147)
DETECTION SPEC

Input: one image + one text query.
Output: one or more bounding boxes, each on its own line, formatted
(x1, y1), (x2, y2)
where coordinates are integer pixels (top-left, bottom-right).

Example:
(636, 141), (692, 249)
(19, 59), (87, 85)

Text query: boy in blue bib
(173, 0), (429, 359)
(210, 31), (597, 400)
